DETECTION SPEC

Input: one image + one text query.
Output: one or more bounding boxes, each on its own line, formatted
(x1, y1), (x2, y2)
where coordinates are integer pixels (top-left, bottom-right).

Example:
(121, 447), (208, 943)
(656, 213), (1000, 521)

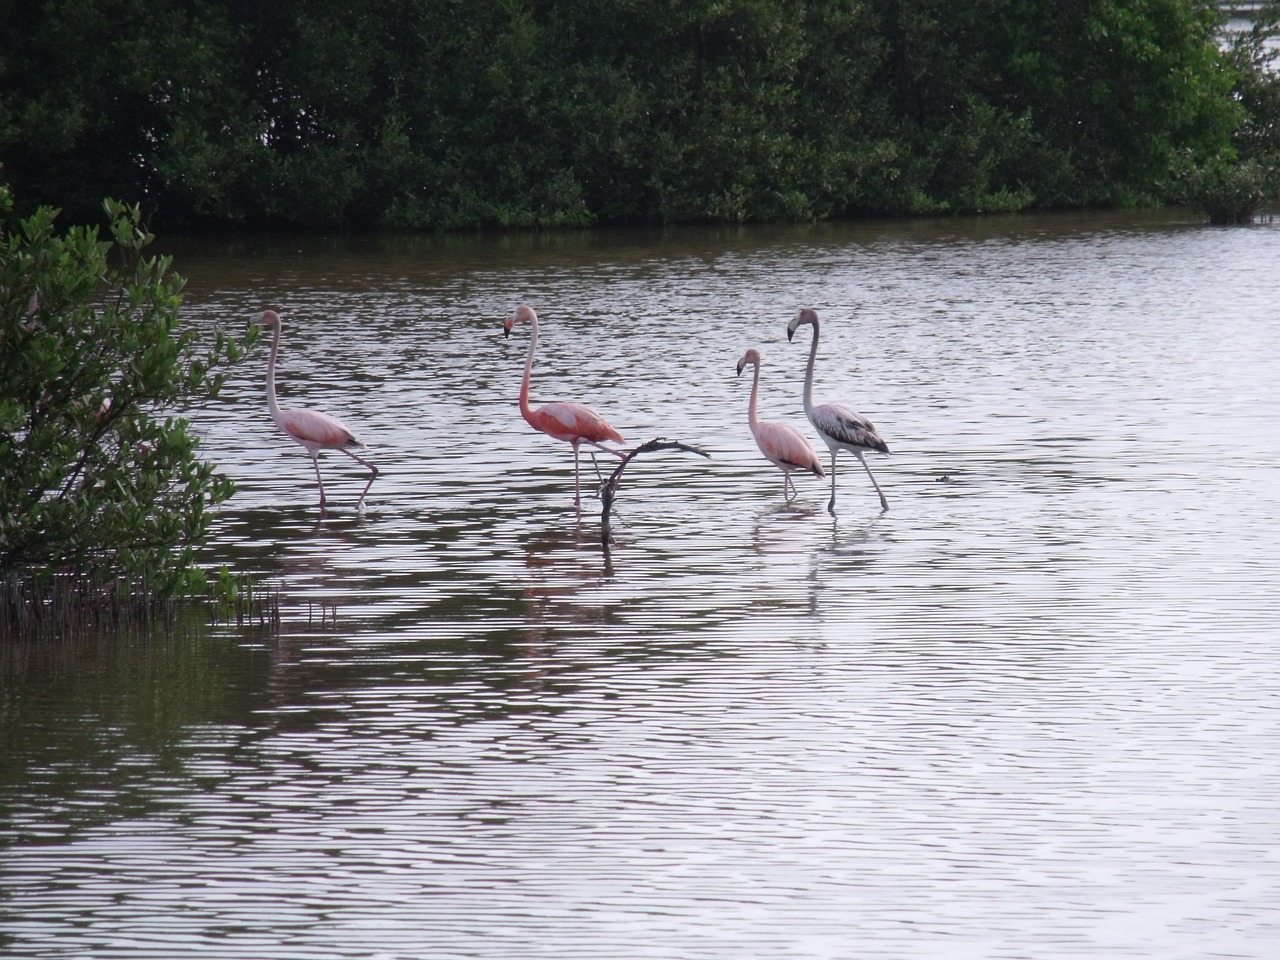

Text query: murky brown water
(3, 211), (1279, 958)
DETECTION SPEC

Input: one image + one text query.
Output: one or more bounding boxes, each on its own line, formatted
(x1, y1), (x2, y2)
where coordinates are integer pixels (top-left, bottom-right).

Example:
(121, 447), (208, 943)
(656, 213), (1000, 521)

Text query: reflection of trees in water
(197, 505), (381, 723)
(0, 613), (269, 837)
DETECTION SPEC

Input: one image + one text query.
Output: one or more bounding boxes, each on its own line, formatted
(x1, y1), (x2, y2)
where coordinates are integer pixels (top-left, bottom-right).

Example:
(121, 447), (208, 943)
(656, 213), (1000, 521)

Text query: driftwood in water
(600, 437), (711, 546)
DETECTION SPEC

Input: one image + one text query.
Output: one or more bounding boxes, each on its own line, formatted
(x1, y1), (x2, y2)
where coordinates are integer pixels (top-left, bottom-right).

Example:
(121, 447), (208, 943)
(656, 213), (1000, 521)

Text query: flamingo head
(787, 307), (818, 343)
(736, 348), (761, 377)
(258, 309), (281, 329)
(503, 304), (537, 339)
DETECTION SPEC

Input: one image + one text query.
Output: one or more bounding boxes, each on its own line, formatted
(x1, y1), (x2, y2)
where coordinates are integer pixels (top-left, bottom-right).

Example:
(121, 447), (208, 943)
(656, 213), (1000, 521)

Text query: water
(3, 211), (1279, 959)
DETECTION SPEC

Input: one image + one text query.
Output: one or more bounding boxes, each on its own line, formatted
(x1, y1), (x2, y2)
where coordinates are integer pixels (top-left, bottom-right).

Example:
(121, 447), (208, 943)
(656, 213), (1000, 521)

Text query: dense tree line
(1, 0), (1275, 230)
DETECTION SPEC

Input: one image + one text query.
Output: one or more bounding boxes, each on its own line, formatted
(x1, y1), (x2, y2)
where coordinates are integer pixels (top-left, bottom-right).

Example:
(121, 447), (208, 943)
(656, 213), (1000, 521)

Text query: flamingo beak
(735, 358), (747, 377)
(502, 319), (514, 339)
(786, 322), (798, 342)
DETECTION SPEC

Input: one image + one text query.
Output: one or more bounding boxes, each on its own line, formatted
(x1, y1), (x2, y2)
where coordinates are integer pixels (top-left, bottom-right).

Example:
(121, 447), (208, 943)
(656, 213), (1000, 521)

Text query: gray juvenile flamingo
(786, 308), (889, 513)
(258, 309), (378, 513)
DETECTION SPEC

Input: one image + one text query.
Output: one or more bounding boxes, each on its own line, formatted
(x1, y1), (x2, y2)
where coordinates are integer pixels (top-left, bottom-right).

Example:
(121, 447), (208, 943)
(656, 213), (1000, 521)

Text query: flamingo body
(258, 309), (378, 513)
(787, 308), (889, 513)
(806, 402), (889, 459)
(736, 348), (824, 500)
(278, 407), (363, 453)
(524, 400), (624, 448)
(750, 420), (826, 478)
(504, 305), (625, 510)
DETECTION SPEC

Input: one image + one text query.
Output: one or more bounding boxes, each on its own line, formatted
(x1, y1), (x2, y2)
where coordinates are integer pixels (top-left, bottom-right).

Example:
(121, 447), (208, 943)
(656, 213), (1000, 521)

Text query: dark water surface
(3, 212), (1279, 958)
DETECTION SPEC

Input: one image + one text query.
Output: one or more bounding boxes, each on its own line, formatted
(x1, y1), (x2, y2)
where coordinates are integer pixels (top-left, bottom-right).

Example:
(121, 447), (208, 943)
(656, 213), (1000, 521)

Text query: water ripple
(4, 213), (1280, 959)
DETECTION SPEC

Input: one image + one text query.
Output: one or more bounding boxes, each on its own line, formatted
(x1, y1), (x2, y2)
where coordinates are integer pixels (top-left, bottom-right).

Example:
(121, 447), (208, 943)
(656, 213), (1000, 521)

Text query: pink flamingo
(503, 305), (626, 510)
(735, 348), (825, 500)
(259, 309), (378, 513)
(787, 308), (890, 513)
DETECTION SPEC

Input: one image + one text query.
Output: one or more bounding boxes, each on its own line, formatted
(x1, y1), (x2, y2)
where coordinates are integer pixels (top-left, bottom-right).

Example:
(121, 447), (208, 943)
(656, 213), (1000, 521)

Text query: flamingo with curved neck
(786, 308), (889, 513)
(259, 309), (378, 513)
(736, 347), (824, 501)
(503, 304), (625, 511)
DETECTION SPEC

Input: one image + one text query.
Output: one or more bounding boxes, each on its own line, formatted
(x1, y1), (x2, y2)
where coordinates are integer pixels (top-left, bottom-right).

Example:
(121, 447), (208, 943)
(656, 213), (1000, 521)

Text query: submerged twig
(600, 437), (711, 547)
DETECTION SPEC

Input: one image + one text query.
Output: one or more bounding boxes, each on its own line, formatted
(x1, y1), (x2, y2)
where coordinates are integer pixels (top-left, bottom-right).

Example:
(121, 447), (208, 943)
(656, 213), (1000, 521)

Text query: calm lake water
(3, 211), (1279, 959)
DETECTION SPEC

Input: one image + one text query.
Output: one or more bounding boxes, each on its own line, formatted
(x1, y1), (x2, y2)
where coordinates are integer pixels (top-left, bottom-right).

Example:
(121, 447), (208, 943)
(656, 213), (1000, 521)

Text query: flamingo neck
(801, 318), (819, 415)
(518, 314), (538, 425)
(747, 361), (761, 427)
(265, 319), (284, 424)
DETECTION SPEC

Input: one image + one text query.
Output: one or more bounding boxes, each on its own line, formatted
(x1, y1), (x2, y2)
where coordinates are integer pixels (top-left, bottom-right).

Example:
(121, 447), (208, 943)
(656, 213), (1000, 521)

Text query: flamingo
(257, 309), (378, 513)
(786, 308), (890, 513)
(503, 304), (626, 510)
(735, 348), (825, 500)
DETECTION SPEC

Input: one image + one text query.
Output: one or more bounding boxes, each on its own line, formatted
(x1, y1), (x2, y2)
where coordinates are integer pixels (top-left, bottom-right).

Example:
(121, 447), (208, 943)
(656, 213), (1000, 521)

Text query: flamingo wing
(280, 408), (362, 449)
(752, 421), (825, 477)
(532, 401), (624, 445)
(810, 403), (889, 454)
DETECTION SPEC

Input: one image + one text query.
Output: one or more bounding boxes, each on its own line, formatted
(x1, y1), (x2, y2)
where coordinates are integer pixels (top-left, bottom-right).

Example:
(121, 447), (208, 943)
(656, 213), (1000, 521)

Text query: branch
(600, 437), (711, 546)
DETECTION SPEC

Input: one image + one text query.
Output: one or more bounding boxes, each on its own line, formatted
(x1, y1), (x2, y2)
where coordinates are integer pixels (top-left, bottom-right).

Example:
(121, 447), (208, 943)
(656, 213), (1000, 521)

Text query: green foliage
(0, 0), (267, 228)
(872, 0), (1241, 212)
(0, 0), (1265, 228)
(1170, 3), (1280, 222)
(1228, 2), (1280, 157)
(0, 185), (250, 594)
(1174, 153), (1276, 223)
(206, 562), (278, 628)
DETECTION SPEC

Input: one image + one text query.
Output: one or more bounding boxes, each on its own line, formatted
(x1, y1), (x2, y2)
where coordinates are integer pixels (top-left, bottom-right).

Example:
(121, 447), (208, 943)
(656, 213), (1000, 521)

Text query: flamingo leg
(568, 440), (623, 512)
(342, 449), (380, 511)
(311, 455), (328, 513)
(856, 452), (889, 511)
(583, 442), (625, 505)
(572, 440), (583, 512)
(581, 439), (628, 460)
(587, 451), (605, 504)
(828, 450), (839, 514)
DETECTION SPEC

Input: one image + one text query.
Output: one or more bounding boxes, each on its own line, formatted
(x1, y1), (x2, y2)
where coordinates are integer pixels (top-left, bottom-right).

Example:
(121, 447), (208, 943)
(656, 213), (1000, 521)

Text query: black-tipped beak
(735, 360), (746, 377)
(786, 326), (797, 343)
(503, 327), (511, 339)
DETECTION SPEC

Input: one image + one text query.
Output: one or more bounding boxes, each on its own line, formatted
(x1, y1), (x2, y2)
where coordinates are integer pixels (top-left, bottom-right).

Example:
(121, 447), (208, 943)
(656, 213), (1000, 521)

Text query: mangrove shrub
(0, 186), (248, 595)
